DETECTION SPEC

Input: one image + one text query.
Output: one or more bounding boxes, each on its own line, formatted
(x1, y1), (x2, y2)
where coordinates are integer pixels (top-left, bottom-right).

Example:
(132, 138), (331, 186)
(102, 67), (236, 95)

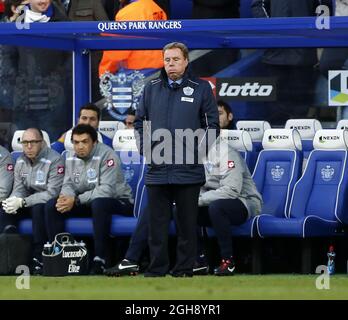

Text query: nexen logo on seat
(221, 136), (240, 141)
(119, 136), (135, 143)
(100, 128), (115, 132)
(239, 127), (260, 132)
(290, 125), (311, 130)
(319, 136), (340, 142)
(268, 135), (289, 142)
(217, 77), (277, 101)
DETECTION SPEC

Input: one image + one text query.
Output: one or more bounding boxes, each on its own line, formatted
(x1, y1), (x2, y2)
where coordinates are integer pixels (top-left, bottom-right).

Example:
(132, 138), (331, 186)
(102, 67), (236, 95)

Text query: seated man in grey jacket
(197, 102), (263, 276)
(198, 134), (263, 276)
(0, 128), (65, 275)
(45, 124), (134, 275)
(0, 145), (14, 204)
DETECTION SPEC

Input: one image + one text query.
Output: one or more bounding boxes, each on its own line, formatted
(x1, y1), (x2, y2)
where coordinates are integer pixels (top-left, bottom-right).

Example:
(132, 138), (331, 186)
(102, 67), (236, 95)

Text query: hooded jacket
(99, 0), (167, 76)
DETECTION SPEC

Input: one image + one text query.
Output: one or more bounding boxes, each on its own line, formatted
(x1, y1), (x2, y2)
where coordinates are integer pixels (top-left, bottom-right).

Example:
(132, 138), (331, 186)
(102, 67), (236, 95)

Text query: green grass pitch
(0, 274), (348, 299)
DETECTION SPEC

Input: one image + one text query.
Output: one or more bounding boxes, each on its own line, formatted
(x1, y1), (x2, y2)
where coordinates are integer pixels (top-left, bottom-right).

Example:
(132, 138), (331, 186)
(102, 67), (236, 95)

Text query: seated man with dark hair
(217, 100), (235, 130)
(45, 124), (134, 274)
(51, 103), (113, 153)
(124, 108), (136, 129)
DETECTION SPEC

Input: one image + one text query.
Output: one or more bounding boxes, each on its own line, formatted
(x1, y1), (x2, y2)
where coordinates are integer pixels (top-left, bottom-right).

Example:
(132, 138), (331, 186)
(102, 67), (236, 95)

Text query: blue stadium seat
(232, 128), (303, 237)
(205, 128), (302, 241)
(285, 119), (322, 166)
(256, 129), (348, 239)
(236, 120), (271, 174)
(110, 151), (147, 236)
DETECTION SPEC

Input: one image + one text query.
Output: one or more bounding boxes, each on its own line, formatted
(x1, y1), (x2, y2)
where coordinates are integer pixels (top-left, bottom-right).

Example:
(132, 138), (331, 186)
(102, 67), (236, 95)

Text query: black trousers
(45, 197), (133, 260)
(198, 198), (248, 259)
(125, 207), (150, 263)
(125, 205), (176, 263)
(146, 184), (201, 275)
(0, 204), (47, 260)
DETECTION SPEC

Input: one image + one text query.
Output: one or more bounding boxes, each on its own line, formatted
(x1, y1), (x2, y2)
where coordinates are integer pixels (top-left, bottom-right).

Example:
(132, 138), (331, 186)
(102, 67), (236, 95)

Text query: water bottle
(43, 242), (52, 255)
(52, 242), (61, 255)
(327, 245), (336, 275)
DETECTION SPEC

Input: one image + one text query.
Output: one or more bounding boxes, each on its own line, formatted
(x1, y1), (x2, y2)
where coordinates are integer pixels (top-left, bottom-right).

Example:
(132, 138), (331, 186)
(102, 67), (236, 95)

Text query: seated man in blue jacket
(51, 103), (113, 153)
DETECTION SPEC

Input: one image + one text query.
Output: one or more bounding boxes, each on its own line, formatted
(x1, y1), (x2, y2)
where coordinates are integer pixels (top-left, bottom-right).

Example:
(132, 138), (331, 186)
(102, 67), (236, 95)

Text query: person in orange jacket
(99, 0), (167, 77)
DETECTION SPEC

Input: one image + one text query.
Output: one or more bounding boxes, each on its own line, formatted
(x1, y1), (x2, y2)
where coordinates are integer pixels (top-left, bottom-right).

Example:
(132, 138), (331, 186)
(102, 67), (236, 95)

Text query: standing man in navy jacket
(134, 42), (219, 277)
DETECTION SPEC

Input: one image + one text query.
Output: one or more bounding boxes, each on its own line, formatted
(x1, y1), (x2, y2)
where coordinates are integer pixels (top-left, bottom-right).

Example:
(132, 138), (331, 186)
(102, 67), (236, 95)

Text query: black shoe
(90, 258), (105, 275)
(104, 259), (139, 277)
(193, 255), (209, 275)
(170, 270), (193, 278)
(214, 258), (235, 276)
(30, 258), (43, 276)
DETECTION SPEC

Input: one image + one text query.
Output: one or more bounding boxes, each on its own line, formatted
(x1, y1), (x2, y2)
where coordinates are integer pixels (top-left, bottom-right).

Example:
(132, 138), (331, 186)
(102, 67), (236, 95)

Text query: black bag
(42, 233), (88, 276)
(0, 234), (32, 275)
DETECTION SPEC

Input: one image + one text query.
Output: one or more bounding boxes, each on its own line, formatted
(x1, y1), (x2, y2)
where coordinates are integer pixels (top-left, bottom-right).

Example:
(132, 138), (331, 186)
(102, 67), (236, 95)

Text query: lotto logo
(227, 161), (235, 169)
(217, 77), (277, 101)
(57, 166), (65, 175)
(107, 159), (115, 167)
(7, 164), (13, 171)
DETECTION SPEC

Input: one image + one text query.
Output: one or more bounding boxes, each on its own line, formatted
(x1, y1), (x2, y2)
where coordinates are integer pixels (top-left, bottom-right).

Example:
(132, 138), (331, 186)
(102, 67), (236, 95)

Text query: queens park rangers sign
(100, 70), (145, 121)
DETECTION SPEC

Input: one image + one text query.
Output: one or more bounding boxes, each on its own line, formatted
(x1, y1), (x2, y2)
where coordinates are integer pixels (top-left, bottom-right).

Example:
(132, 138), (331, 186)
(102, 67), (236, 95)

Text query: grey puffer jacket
(11, 145), (64, 207)
(61, 143), (133, 205)
(199, 138), (263, 218)
(0, 145), (14, 201)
